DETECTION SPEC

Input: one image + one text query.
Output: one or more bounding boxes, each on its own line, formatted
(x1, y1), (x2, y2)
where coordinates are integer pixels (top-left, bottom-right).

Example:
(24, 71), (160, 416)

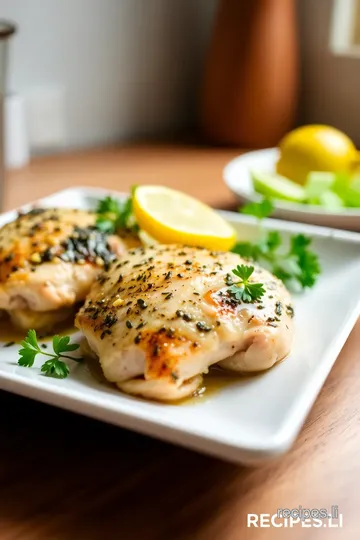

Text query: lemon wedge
(133, 185), (237, 251)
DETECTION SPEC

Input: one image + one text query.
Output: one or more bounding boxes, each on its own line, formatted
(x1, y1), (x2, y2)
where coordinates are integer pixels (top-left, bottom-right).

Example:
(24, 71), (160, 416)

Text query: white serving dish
(1, 187), (360, 465)
(224, 147), (360, 231)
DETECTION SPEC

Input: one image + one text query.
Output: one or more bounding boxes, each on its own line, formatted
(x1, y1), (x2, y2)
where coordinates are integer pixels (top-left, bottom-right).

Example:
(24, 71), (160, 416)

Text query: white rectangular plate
(1, 187), (360, 465)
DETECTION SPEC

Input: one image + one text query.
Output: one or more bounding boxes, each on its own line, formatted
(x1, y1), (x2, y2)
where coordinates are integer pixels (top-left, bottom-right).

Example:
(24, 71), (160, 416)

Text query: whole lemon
(276, 125), (358, 185)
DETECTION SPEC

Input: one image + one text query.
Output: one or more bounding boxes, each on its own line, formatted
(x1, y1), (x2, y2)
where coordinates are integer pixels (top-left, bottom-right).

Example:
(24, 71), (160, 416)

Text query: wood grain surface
(3, 144), (239, 212)
(1, 144), (359, 539)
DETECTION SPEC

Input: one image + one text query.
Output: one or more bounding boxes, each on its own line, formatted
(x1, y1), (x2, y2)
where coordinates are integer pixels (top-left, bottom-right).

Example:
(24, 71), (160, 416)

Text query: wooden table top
(3, 143), (239, 211)
(2, 144), (359, 539)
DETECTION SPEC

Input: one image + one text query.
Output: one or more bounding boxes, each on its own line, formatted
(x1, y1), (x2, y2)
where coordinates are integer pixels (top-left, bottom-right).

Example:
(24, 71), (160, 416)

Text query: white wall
(1, 0), (217, 151)
(298, 0), (360, 145)
(7, 0), (357, 153)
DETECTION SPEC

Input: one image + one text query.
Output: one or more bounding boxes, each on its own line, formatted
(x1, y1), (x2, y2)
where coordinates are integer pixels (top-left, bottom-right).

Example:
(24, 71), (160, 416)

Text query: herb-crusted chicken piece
(0, 208), (129, 331)
(76, 244), (294, 401)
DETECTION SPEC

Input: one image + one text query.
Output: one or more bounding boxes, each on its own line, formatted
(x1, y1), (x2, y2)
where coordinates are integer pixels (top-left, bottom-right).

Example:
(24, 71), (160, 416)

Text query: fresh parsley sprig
(96, 185), (138, 233)
(234, 199), (321, 290)
(18, 329), (82, 379)
(227, 264), (265, 303)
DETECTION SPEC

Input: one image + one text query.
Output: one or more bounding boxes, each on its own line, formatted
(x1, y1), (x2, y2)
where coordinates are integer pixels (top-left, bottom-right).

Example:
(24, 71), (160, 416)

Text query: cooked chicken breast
(0, 208), (129, 331)
(76, 244), (294, 401)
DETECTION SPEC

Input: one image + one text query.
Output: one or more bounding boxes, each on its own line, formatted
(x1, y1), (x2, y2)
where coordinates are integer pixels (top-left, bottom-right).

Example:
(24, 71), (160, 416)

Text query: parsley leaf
(18, 330), (82, 379)
(231, 241), (259, 260)
(18, 329), (42, 367)
(240, 199), (274, 219)
(232, 233), (320, 290)
(52, 335), (80, 355)
(264, 231), (282, 251)
(41, 359), (70, 379)
(96, 185), (138, 233)
(227, 265), (265, 303)
(234, 198), (321, 290)
(96, 216), (117, 233)
(289, 234), (321, 288)
(18, 347), (38, 367)
(232, 264), (254, 281)
(97, 196), (122, 215)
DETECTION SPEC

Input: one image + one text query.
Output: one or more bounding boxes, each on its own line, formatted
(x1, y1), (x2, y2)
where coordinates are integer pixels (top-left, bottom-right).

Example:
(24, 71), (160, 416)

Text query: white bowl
(223, 148), (360, 231)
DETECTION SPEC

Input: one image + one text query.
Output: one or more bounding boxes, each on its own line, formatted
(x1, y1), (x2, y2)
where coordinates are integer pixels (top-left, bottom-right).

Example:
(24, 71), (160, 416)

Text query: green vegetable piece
(251, 170), (305, 203)
(344, 175), (360, 207)
(332, 171), (352, 200)
(305, 171), (336, 200)
(318, 190), (344, 210)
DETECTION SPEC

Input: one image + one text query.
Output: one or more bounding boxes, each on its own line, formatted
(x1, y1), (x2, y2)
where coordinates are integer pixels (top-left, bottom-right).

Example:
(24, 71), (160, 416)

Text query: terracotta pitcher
(200, 0), (299, 147)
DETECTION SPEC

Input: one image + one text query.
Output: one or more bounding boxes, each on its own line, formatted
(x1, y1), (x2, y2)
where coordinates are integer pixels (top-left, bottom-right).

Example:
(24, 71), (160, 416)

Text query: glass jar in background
(0, 21), (16, 211)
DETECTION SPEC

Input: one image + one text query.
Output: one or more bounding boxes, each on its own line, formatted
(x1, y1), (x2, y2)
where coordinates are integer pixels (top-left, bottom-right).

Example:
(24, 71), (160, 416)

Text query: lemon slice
(133, 185), (237, 251)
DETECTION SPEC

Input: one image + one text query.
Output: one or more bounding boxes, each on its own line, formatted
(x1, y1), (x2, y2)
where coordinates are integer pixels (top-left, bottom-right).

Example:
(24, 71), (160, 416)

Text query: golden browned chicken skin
(0, 208), (128, 331)
(76, 244), (294, 401)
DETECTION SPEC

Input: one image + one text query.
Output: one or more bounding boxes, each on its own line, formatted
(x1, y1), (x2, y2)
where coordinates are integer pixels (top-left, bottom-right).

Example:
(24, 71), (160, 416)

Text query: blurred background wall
(1, 0), (217, 151)
(298, 0), (360, 146)
(2, 0), (360, 152)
